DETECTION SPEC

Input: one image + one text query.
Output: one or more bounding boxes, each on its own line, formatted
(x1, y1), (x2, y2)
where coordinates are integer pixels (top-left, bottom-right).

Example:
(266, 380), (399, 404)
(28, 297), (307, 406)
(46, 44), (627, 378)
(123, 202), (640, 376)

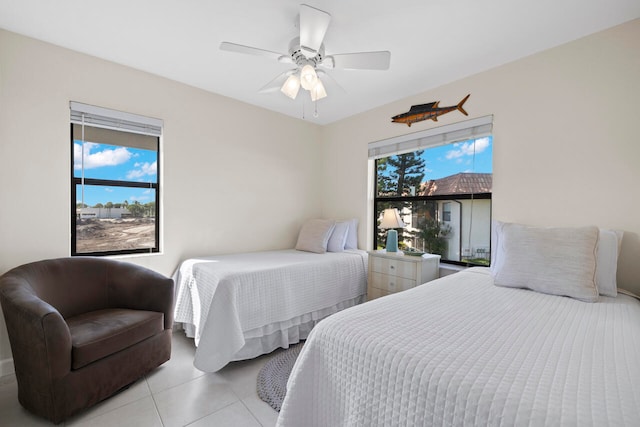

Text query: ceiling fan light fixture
(220, 4), (392, 111)
(310, 79), (327, 101)
(300, 64), (318, 90)
(281, 74), (301, 99)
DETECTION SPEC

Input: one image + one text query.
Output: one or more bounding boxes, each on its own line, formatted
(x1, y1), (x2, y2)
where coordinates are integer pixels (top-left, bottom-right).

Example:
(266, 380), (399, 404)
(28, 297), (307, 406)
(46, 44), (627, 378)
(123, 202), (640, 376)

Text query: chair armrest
(0, 277), (72, 380)
(106, 261), (175, 330)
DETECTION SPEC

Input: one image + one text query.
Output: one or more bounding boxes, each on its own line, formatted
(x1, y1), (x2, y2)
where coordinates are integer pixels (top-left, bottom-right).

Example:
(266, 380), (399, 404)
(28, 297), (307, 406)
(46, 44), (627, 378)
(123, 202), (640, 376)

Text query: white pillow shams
(490, 220), (507, 275)
(492, 222), (600, 302)
(492, 220), (623, 297)
(327, 221), (350, 252)
(595, 229), (623, 297)
(295, 219), (336, 254)
(344, 218), (358, 250)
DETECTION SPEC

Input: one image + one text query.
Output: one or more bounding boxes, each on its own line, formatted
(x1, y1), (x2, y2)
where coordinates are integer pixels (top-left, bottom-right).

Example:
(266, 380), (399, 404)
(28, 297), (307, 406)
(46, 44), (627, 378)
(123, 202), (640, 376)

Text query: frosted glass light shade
(310, 79), (327, 101)
(300, 65), (318, 90)
(281, 74), (300, 99)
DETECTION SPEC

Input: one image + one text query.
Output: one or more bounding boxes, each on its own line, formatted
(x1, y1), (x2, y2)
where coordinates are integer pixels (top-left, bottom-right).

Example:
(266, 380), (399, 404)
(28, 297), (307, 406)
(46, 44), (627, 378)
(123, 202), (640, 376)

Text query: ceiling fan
(220, 4), (391, 102)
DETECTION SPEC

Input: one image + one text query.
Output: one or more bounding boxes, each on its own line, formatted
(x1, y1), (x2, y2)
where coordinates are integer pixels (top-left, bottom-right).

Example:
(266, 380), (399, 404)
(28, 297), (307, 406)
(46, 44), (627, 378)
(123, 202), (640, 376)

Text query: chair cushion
(67, 308), (164, 370)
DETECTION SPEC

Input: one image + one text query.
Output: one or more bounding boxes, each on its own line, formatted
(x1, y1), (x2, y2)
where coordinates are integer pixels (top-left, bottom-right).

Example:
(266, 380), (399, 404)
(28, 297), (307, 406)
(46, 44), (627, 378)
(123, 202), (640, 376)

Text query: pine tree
(376, 158), (393, 196)
(386, 151), (425, 196)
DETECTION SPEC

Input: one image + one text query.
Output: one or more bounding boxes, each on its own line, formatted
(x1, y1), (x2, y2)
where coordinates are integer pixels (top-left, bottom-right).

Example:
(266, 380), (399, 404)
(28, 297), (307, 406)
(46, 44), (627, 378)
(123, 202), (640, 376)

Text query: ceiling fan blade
(258, 69), (298, 93)
(299, 4), (331, 58)
(220, 42), (286, 61)
(316, 70), (346, 94)
(329, 51), (391, 70)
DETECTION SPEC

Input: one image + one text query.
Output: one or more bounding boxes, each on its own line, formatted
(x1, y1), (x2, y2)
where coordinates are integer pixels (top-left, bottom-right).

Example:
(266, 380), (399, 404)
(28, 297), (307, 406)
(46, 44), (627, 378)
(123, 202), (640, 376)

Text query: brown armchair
(0, 257), (174, 424)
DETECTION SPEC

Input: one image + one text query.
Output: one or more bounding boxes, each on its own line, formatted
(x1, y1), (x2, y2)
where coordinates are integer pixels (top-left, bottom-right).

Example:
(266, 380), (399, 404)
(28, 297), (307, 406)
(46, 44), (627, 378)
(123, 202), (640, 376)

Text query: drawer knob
(390, 265), (395, 269)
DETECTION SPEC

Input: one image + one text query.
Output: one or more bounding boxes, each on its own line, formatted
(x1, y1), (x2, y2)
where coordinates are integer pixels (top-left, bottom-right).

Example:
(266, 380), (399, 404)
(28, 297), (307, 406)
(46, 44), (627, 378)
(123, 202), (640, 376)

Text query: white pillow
(492, 221), (623, 297)
(490, 219), (506, 275)
(344, 218), (359, 250)
(492, 222), (599, 302)
(327, 221), (350, 252)
(295, 219), (336, 254)
(595, 229), (623, 297)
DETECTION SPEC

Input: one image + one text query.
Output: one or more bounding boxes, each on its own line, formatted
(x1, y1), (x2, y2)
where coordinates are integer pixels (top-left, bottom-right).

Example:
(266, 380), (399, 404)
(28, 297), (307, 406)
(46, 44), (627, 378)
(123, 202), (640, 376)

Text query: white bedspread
(277, 267), (640, 426)
(173, 249), (367, 372)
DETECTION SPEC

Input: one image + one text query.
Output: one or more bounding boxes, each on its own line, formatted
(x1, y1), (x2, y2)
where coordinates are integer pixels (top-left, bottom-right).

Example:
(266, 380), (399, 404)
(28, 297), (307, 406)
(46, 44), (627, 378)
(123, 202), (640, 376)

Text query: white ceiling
(1, 0), (638, 125)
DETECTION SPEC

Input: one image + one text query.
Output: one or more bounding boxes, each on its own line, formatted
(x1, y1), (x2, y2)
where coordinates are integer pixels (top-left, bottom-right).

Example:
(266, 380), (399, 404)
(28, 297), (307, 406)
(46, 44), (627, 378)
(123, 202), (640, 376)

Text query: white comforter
(173, 249), (367, 372)
(277, 267), (640, 426)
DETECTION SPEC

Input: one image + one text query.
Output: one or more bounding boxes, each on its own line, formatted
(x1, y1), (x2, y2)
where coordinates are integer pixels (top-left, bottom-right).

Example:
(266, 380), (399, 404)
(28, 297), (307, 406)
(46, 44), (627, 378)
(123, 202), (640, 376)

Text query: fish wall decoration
(392, 94), (470, 126)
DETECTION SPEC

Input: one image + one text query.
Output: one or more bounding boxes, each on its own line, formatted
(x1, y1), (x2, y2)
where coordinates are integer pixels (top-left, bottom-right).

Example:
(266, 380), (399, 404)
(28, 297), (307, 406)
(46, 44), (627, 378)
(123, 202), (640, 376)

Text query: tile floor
(0, 332), (280, 426)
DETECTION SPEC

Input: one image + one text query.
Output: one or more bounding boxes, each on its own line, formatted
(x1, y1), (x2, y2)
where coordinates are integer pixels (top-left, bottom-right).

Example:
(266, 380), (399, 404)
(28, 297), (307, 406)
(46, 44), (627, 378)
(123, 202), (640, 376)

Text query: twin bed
(173, 218), (365, 371)
(174, 221), (640, 426)
(275, 223), (640, 426)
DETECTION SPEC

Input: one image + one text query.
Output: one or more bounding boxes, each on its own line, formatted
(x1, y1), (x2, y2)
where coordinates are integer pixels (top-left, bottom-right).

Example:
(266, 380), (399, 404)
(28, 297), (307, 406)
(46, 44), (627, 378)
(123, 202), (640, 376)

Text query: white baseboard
(0, 357), (14, 378)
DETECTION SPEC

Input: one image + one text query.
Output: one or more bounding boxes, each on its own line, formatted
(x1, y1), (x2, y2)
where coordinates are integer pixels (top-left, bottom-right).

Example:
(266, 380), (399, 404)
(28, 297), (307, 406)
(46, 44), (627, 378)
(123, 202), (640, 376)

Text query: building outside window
(370, 117), (493, 266)
(70, 102), (162, 256)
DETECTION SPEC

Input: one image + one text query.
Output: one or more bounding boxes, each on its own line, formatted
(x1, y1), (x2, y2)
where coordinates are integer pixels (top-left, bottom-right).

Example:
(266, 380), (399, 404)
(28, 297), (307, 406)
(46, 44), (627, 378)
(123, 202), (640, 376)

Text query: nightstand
(367, 251), (441, 300)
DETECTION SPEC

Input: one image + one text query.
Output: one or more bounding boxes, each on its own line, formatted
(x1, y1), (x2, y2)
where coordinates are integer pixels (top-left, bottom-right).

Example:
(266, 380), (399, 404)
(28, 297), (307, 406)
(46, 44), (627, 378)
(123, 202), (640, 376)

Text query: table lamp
(380, 208), (406, 252)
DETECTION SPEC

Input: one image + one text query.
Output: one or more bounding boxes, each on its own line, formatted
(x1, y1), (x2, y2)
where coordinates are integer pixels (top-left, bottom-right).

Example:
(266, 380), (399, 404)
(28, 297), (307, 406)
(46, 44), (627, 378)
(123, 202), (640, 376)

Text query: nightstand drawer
(369, 256), (417, 280)
(370, 271), (416, 293)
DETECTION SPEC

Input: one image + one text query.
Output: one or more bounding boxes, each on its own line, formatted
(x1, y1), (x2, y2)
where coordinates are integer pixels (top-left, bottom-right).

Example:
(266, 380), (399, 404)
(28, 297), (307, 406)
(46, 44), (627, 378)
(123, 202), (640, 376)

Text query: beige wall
(0, 30), (321, 370)
(320, 19), (640, 289)
(1, 18), (639, 373)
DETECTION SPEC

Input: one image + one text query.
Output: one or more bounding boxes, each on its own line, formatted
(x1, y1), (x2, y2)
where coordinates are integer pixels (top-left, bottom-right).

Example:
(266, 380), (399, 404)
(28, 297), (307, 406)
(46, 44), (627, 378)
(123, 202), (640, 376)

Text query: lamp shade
(379, 208), (405, 229)
(281, 74), (300, 99)
(380, 208), (405, 253)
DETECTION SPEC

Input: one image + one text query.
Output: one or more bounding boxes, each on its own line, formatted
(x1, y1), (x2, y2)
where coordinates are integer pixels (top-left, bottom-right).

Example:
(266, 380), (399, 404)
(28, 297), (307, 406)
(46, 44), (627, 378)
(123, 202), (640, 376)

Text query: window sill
(439, 263), (468, 278)
(106, 251), (163, 260)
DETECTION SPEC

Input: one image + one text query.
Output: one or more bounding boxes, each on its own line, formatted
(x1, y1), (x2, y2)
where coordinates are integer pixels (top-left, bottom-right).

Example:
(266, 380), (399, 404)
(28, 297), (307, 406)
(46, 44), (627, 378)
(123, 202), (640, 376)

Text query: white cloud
(445, 137), (490, 160)
(126, 161), (157, 180)
(74, 142), (132, 169)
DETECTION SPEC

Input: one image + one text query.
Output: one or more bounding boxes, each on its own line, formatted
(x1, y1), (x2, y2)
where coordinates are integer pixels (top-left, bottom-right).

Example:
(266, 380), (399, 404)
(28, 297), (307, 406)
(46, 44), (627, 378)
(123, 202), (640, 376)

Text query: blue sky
(74, 141), (157, 207)
(423, 136), (492, 180)
(389, 136), (492, 181)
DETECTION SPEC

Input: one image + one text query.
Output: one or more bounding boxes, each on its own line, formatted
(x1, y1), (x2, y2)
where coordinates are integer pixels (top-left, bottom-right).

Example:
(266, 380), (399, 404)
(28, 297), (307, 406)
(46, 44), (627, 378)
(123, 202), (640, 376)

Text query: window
(370, 116), (493, 266)
(70, 102), (162, 256)
(443, 202), (452, 222)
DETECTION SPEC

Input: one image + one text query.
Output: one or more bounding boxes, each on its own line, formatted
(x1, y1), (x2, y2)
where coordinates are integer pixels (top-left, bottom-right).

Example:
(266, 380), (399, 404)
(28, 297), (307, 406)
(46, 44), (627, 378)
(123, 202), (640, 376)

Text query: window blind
(70, 124), (158, 151)
(70, 101), (163, 137)
(368, 115), (493, 159)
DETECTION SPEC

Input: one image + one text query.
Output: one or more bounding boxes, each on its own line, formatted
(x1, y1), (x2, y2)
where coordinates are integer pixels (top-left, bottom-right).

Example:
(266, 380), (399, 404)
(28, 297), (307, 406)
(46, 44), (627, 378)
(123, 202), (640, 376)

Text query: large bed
(173, 248), (368, 372)
(277, 223), (640, 426)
